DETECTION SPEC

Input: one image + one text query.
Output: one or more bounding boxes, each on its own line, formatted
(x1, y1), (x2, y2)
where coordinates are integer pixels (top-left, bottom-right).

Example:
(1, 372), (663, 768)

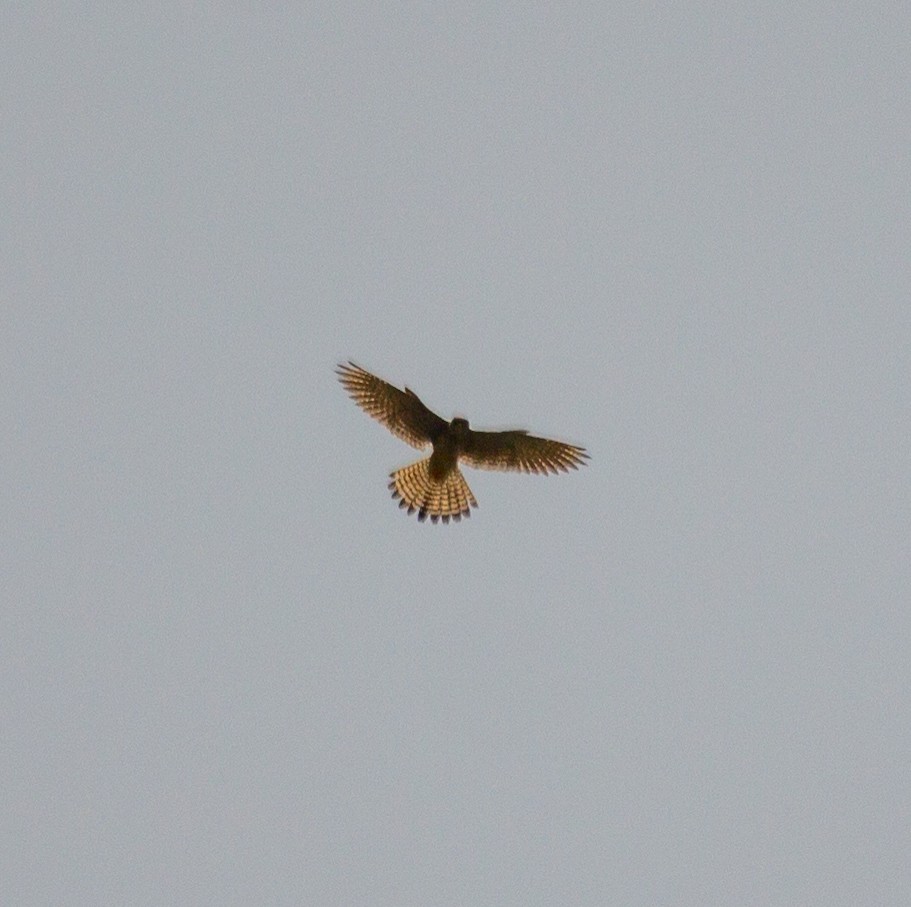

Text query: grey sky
(3, 4), (909, 904)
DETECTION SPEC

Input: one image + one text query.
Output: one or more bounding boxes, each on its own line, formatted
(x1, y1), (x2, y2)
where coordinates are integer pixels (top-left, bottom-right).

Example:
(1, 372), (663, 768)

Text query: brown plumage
(336, 362), (588, 523)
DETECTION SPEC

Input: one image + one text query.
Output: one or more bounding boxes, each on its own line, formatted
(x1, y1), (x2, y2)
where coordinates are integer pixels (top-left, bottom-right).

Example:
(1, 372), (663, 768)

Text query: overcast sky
(4, 4), (910, 905)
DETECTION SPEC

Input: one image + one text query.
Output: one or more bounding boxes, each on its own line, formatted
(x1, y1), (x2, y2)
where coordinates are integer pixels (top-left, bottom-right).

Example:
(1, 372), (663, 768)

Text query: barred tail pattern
(388, 458), (478, 524)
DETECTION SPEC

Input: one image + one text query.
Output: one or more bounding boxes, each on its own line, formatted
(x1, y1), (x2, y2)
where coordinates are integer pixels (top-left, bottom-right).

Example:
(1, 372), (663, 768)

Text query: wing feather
(336, 362), (447, 449)
(460, 428), (589, 474)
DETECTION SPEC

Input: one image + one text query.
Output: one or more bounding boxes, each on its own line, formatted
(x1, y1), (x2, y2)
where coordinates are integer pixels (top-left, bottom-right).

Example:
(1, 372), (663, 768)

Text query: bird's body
(336, 362), (588, 523)
(427, 421), (462, 480)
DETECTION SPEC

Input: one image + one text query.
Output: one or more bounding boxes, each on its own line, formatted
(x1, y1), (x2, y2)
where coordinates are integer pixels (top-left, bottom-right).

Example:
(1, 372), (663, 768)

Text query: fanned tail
(388, 458), (478, 524)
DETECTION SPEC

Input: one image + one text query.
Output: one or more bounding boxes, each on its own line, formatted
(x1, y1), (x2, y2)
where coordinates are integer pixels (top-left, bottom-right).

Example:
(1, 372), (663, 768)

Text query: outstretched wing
(336, 362), (448, 449)
(460, 428), (589, 474)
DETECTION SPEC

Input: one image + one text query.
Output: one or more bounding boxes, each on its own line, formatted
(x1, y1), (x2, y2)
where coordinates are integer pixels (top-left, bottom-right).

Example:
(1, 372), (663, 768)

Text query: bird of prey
(336, 362), (588, 523)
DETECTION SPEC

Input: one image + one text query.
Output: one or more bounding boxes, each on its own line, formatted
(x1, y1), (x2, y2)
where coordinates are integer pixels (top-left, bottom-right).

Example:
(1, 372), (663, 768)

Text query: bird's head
(450, 417), (470, 437)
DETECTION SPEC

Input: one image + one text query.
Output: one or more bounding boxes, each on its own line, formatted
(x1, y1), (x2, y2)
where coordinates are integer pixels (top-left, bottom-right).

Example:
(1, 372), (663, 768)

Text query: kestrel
(336, 362), (588, 523)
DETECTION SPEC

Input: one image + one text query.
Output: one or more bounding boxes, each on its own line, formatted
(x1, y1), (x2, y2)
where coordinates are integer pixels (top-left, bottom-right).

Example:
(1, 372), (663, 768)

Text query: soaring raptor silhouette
(336, 362), (588, 523)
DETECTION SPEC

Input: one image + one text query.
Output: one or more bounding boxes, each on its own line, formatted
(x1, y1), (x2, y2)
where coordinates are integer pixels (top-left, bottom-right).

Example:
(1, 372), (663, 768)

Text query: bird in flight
(336, 362), (588, 523)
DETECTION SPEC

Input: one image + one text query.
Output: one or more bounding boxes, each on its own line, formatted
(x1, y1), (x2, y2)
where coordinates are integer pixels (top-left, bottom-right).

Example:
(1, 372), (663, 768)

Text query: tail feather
(389, 458), (478, 523)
